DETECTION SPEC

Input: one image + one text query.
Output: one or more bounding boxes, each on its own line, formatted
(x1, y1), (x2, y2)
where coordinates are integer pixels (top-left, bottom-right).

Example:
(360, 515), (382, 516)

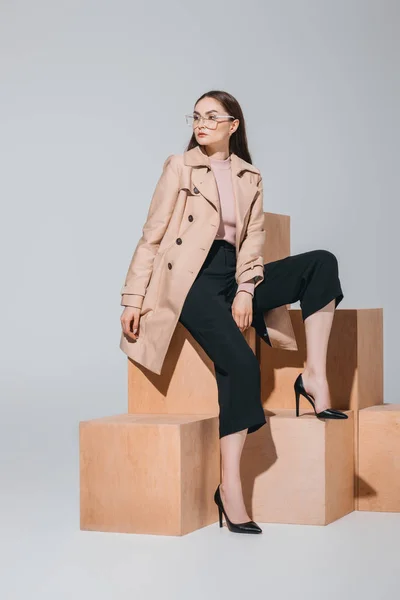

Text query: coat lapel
(183, 145), (260, 254)
(191, 167), (220, 213)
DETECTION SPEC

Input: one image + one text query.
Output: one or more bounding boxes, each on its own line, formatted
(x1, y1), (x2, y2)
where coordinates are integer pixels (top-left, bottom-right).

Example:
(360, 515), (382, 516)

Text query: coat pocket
(141, 250), (166, 314)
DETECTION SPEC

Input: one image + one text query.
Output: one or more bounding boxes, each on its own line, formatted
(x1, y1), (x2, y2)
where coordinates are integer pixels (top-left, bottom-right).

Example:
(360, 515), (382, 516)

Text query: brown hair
(185, 90), (254, 164)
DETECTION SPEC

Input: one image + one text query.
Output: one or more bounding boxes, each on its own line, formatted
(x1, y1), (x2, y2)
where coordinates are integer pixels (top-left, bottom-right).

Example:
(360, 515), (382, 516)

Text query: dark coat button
(176, 238), (182, 244)
(188, 215), (193, 221)
(193, 187), (199, 194)
(167, 262), (172, 269)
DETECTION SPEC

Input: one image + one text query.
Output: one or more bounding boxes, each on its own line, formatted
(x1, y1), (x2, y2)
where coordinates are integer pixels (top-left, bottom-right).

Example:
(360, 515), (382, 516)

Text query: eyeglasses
(185, 113), (236, 130)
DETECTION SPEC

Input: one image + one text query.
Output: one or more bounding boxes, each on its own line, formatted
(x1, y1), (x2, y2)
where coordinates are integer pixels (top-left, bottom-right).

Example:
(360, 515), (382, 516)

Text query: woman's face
(192, 97), (239, 147)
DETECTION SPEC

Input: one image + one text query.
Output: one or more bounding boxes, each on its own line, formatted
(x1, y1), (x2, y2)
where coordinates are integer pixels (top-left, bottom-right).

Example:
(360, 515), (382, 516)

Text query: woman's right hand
(120, 306), (141, 341)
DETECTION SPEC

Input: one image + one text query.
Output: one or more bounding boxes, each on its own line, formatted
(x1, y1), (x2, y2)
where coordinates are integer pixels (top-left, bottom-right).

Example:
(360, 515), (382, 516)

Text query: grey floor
(3, 495), (400, 600)
(2, 445), (399, 599)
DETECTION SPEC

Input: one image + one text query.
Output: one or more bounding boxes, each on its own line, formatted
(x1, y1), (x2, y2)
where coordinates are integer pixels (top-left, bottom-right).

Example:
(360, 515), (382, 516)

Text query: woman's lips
(198, 133), (207, 137)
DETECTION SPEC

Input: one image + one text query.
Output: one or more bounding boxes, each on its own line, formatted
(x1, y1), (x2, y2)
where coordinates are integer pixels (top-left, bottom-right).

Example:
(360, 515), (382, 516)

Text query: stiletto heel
(214, 484), (262, 534)
(295, 388), (301, 417)
(294, 373), (348, 419)
(218, 504), (223, 527)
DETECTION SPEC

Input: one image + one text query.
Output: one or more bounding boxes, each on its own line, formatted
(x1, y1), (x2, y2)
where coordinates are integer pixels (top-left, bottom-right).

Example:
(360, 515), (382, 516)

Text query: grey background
(1, 1), (399, 598)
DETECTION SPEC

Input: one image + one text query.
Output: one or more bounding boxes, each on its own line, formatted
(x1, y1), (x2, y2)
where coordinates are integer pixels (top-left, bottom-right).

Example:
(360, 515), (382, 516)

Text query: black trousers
(178, 240), (344, 439)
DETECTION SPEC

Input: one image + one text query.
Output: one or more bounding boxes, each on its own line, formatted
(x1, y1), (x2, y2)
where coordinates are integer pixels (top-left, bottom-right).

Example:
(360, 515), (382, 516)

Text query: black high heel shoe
(294, 373), (348, 419)
(214, 484), (262, 534)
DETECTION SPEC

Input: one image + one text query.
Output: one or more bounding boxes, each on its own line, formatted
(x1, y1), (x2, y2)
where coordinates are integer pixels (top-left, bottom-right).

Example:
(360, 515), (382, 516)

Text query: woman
(120, 90), (346, 535)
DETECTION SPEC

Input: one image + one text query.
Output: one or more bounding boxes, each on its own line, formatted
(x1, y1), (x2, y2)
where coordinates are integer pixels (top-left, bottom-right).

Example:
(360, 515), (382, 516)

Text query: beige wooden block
(263, 212), (291, 264)
(80, 413), (220, 536)
(258, 308), (383, 510)
(358, 404), (400, 512)
(126, 212), (290, 416)
(240, 409), (355, 525)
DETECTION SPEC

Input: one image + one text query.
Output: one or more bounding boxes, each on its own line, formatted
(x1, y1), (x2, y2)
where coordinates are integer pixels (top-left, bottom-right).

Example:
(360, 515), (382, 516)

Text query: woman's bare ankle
(302, 367), (326, 383)
(220, 479), (250, 523)
(301, 369), (331, 411)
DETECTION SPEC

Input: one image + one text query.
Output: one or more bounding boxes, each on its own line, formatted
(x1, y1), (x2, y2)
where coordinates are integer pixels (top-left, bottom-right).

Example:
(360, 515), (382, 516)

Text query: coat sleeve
(235, 174), (266, 290)
(120, 154), (180, 308)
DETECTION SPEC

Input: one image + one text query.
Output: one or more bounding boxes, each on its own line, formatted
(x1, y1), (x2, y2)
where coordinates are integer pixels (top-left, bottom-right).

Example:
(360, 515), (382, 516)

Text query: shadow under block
(80, 413), (220, 536)
(240, 409), (355, 525)
(126, 212), (291, 415)
(357, 404), (400, 513)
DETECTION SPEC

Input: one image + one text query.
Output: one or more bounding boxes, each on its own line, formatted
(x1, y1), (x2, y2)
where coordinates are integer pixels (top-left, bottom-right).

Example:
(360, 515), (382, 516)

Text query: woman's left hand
(232, 291), (253, 332)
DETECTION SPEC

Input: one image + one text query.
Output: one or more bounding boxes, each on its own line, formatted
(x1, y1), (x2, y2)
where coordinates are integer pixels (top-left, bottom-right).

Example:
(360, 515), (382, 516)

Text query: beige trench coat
(120, 145), (298, 375)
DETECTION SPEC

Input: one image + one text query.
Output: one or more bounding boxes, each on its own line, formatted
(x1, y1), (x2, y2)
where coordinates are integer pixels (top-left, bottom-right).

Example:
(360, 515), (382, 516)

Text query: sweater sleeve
(236, 279), (255, 297)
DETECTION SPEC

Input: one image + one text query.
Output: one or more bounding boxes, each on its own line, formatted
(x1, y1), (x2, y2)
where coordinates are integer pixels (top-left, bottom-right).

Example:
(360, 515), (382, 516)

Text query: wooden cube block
(358, 404), (400, 512)
(263, 212), (291, 263)
(259, 308), (383, 511)
(240, 409), (355, 525)
(80, 413), (220, 536)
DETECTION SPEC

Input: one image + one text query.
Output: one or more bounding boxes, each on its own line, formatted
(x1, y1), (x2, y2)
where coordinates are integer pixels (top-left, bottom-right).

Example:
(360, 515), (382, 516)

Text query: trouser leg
(178, 272), (266, 439)
(247, 249), (344, 322)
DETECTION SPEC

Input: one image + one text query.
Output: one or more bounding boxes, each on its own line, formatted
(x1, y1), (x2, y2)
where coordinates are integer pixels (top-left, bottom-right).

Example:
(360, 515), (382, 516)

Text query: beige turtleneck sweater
(209, 154), (256, 297)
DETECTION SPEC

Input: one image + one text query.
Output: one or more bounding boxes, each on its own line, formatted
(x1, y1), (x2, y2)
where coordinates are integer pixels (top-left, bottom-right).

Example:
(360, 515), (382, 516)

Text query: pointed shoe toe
(224, 518), (263, 534)
(318, 408), (348, 419)
(237, 521), (263, 534)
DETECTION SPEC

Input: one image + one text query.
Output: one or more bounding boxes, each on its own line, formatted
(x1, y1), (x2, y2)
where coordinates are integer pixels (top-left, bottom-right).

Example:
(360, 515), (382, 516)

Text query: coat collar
(183, 144), (260, 177)
(183, 145), (261, 253)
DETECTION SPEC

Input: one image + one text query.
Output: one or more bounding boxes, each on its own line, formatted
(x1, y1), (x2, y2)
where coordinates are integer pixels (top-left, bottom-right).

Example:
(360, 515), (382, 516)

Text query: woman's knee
(312, 249), (339, 271)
